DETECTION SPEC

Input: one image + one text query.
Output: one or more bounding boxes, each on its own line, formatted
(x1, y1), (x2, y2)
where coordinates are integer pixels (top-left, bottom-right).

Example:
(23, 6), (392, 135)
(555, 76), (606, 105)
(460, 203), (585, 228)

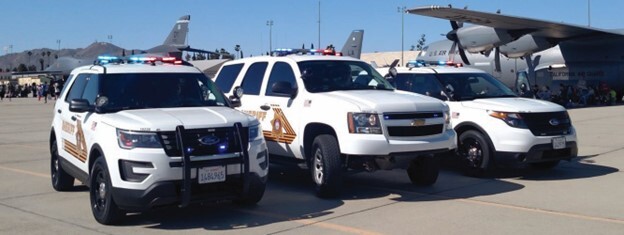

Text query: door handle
(71, 116), (77, 121)
(260, 105), (270, 111)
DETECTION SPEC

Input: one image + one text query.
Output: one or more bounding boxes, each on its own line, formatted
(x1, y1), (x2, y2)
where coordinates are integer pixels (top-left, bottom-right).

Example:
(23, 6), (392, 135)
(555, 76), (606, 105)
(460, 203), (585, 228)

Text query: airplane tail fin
(163, 15), (190, 46)
(340, 30), (364, 59)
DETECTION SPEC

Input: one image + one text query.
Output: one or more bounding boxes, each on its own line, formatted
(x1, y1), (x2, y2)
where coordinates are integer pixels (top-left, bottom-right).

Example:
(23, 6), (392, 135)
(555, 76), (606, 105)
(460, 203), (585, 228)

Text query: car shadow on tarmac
(434, 152), (619, 182)
(111, 162), (529, 230)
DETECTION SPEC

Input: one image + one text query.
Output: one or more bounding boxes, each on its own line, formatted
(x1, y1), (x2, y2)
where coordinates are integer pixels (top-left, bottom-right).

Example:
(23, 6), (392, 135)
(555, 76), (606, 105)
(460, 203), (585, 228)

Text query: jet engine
(499, 34), (554, 58)
(456, 25), (515, 53)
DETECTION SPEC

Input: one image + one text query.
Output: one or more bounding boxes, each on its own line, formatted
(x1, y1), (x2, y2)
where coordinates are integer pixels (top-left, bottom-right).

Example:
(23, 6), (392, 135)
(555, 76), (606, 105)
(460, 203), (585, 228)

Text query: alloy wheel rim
(463, 138), (482, 168)
(313, 149), (324, 185)
(93, 171), (107, 212)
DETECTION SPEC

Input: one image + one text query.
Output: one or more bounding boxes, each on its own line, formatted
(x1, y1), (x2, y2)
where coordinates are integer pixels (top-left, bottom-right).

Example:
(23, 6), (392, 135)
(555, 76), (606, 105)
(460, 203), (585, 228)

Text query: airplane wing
(407, 5), (624, 40)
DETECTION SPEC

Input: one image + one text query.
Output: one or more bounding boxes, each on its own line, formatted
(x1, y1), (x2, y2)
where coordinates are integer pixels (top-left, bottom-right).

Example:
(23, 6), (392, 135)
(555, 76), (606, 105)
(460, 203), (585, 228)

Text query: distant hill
(0, 42), (131, 72)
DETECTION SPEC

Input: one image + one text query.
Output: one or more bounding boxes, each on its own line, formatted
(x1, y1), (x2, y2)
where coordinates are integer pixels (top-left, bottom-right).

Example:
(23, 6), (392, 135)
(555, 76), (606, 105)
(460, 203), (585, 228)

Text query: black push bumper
(110, 122), (261, 211)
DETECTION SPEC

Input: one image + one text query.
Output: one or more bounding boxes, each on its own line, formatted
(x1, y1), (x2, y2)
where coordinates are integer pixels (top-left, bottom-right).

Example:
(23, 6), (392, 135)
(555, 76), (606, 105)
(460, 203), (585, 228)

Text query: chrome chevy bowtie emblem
(198, 135), (220, 145)
(549, 118), (560, 126)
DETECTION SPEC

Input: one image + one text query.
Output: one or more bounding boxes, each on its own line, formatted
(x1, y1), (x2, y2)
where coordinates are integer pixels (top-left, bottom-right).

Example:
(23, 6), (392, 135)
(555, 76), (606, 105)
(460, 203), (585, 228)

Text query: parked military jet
(407, 5), (624, 101)
(47, 15), (212, 75)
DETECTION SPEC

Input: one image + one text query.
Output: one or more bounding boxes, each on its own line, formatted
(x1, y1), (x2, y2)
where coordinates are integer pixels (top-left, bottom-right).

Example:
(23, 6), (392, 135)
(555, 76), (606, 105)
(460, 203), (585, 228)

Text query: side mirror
(271, 81), (298, 97)
(69, 99), (94, 113)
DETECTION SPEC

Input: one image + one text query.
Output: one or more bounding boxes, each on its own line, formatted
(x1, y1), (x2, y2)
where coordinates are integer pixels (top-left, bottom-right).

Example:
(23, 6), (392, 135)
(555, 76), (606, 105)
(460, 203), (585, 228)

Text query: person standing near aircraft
(0, 84), (5, 101)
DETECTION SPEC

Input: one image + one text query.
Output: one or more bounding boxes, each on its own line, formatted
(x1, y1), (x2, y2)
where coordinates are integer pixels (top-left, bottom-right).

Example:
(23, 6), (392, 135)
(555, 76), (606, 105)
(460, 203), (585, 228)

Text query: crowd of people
(519, 81), (619, 107)
(0, 80), (63, 103)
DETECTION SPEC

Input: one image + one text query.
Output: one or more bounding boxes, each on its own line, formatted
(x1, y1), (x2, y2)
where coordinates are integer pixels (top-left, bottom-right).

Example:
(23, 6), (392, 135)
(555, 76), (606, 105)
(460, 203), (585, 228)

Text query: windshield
(435, 73), (517, 101)
(391, 73), (447, 100)
(98, 73), (228, 112)
(297, 60), (394, 93)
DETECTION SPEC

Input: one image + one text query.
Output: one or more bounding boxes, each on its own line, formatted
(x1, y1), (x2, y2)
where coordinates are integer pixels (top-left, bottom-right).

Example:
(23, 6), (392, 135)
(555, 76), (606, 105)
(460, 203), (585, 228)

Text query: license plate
(198, 166), (226, 184)
(552, 137), (566, 150)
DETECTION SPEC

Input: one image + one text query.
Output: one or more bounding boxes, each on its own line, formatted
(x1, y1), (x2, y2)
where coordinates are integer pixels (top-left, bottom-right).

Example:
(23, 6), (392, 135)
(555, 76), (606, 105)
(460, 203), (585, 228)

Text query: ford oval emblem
(549, 118), (560, 126)
(198, 135), (220, 146)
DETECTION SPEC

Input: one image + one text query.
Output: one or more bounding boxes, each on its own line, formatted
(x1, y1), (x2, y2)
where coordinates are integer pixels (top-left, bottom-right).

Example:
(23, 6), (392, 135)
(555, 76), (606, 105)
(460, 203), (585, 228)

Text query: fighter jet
(47, 15), (212, 75)
(407, 5), (624, 101)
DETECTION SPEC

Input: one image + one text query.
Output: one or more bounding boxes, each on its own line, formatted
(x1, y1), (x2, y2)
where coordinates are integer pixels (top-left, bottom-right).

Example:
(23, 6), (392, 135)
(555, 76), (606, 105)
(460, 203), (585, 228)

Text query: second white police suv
(214, 54), (457, 197)
(49, 56), (268, 225)
(378, 65), (578, 176)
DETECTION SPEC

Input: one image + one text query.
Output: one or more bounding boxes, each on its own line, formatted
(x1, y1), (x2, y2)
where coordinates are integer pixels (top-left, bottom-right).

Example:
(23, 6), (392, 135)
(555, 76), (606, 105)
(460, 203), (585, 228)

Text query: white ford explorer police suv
(214, 54), (456, 197)
(49, 56), (268, 224)
(379, 65), (577, 176)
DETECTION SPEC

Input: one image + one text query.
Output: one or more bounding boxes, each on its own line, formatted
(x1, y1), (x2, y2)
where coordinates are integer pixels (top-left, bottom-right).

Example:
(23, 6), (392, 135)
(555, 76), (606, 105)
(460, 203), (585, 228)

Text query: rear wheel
(458, 130), (493, 177)
(407, 155), (440, 185)
(310, 135), (342, 198)
(530, 160), (560, 169)
(50, 139), (74, 191)
(90, 157), (124, 225)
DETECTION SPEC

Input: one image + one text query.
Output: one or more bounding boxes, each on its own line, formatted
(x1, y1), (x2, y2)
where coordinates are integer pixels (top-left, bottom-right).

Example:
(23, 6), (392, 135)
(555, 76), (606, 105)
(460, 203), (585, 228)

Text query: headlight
(117, 129), (162, 149)
(348, 112), (382, 134)
(444, 110), (451, 129)
(249, 124), (262, 141)
(488, 111), (528, 128)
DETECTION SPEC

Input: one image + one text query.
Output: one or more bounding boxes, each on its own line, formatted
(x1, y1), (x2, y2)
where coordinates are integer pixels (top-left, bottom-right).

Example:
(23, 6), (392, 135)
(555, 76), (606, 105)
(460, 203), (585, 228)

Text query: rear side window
(215, 63), (244, 93)
(240, 62), (268, 95)
(65, 74), (90, 102)
(265, 62), (296, 97)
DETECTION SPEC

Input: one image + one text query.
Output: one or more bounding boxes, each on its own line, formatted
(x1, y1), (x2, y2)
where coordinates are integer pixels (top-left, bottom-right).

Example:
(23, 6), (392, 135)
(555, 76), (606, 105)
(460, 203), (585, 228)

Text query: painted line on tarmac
(362, 185), (624, 225)
(0, 165), (49, 178)
(235, 208), (384, 235)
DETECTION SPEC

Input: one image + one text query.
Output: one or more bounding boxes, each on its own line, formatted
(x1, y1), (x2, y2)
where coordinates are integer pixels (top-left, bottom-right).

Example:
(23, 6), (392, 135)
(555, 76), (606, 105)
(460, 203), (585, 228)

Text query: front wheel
(458, 130), (493, 177)
(234, 174), (266, 205)
(310, 135), (343, 198)
(407, 155), (440, 185)
(50, 139), (74, 191)
(90, 157), (124, 225)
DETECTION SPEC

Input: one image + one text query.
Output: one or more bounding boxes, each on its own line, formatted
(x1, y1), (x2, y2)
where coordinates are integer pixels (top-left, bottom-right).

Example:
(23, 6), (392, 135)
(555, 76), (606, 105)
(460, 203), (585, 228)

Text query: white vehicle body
(378, 66), (577, 173)
(214, 55), (456, 196)
(49, 59), (268, 224)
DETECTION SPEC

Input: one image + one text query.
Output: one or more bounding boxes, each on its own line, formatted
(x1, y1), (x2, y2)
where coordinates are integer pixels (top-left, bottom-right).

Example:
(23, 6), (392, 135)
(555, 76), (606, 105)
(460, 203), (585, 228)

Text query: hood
(101, 107), (255, 132)
(317, 90), (447, 113)
(462, 98), (566, 113)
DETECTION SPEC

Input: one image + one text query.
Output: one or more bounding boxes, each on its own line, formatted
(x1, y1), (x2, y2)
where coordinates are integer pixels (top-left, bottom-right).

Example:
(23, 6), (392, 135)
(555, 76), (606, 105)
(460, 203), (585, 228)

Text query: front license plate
(552, 137), (566, 150)
(198, 166), (226, 184)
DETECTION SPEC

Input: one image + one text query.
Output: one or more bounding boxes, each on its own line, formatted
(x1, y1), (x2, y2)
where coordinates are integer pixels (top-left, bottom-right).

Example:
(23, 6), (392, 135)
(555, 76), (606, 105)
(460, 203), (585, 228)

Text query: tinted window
(98, 73), (228, 113)
(392, 73), (445, 100)
(297, 60), (393, 93)
(266, 62), (297, 97)
(240, 62), (268, 95)
(215, 63), (244, 93)
(81, 75), (100, 105)
(436, 73), (516, 101)
(65, 74), (90, 102)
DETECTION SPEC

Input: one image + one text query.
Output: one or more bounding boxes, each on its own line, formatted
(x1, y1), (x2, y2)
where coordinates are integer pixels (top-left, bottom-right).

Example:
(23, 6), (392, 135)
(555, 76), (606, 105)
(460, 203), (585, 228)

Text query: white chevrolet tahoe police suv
(49, 56), (268, 224)
(379, 66), (577, 176)
(214, 55), (456, 197)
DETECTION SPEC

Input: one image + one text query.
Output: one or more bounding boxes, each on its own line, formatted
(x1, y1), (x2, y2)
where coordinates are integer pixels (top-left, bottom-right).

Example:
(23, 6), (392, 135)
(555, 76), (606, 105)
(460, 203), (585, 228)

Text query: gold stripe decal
(264, 105), (297, 144)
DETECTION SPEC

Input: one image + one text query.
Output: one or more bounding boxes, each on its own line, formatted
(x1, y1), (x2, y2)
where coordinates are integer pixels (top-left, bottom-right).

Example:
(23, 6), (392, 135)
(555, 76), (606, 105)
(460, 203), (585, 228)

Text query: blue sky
(1, 0), (620, 56)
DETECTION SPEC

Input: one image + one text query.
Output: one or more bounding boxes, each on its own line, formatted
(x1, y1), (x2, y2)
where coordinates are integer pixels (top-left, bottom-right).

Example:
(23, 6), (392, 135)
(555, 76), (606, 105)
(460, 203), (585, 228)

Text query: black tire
(530, 160), (560, 169)
(407, 155), (440, 186)
(50, 139), (74, 191)
(310, 134), (342, 198)
(90, 157), (124, 225)
(235, 174), (266, 205)
(458, 130), (493, 177)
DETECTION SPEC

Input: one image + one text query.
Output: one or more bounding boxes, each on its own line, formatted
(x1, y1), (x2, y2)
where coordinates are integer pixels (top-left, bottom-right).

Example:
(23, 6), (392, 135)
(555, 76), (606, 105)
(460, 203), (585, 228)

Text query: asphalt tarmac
(1, 97), (622, 234)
